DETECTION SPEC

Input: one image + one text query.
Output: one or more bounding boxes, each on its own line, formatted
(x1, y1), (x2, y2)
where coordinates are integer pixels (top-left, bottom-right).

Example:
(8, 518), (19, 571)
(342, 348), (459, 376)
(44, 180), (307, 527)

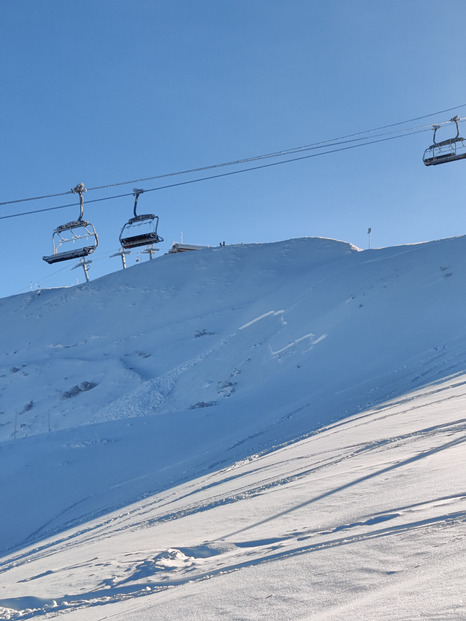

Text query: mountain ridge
(1, 235), (466, 538)
(1, 235), (466, 618)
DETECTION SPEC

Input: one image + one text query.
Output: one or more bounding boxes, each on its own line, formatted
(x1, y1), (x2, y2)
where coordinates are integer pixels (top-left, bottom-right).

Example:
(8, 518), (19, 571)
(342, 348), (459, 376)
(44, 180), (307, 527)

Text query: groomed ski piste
(0, 236), (465, 619)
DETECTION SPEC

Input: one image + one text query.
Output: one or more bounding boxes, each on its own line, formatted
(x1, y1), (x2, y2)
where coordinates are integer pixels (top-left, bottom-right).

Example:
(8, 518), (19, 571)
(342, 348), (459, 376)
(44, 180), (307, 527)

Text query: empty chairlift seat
(43, 183), (98, 265)
(119, 189), (164, 250)
(423, 115), (466, 166)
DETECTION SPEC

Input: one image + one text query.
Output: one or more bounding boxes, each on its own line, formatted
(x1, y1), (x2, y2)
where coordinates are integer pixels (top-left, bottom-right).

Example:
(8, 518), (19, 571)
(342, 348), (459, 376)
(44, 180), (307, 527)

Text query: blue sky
(1, 0), (466, 298)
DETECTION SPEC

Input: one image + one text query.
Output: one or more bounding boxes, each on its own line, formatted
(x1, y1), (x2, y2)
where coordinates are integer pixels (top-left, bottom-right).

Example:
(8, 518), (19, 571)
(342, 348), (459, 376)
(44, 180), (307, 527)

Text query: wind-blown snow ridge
(1, 236), (466, 619)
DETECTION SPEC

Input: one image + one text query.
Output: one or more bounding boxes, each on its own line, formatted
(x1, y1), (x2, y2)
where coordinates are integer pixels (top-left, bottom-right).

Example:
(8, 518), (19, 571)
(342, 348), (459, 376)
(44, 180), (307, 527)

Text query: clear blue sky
(1, 0), (466, 298)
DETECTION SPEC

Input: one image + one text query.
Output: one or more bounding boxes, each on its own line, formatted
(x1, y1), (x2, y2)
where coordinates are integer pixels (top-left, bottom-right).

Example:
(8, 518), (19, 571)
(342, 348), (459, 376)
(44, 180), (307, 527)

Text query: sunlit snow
(0, 237), (465, 619)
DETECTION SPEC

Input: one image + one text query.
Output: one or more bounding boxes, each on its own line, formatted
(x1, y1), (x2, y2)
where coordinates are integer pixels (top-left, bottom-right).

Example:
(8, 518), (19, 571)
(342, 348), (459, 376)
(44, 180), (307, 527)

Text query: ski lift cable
(84, 109), (466, 192)
(1, 105), (465, 207)
(1, 113), (464, 208)
(85, 123), (444, 192)
(0, 128), (428, 222)
(0, 192), (134, 220)
(2, 114), (463, 208)
(140, 128), (431, 195)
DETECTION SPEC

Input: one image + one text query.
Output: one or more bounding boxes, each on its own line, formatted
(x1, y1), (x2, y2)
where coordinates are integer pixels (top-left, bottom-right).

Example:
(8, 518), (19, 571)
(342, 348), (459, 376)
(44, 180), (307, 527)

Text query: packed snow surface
(0, 236), (465, 619)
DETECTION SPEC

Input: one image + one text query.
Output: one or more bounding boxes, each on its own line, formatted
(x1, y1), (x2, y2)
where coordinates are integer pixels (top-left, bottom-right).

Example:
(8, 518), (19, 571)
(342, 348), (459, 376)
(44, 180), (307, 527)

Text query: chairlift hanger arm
(71, 183), (87, 221)
(451, 115), (460, 137)
(133, 188), (144, 217)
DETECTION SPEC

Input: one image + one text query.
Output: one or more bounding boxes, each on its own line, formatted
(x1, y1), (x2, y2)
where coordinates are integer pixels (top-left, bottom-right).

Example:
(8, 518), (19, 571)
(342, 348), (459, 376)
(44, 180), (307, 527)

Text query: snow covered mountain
(1, 236), (465, 619)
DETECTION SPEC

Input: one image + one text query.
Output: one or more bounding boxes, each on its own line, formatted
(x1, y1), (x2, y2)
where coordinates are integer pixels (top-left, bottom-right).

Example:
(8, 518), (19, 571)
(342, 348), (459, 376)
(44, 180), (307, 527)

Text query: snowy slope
(1, 236), (466, 619)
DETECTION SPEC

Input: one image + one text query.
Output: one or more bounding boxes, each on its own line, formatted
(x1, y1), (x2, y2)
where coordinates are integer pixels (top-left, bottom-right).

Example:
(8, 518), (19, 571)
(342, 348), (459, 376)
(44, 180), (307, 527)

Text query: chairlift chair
(423, 115), (466, 166)
(43, 183), (98, 264)
(119, 189), (164, 250)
